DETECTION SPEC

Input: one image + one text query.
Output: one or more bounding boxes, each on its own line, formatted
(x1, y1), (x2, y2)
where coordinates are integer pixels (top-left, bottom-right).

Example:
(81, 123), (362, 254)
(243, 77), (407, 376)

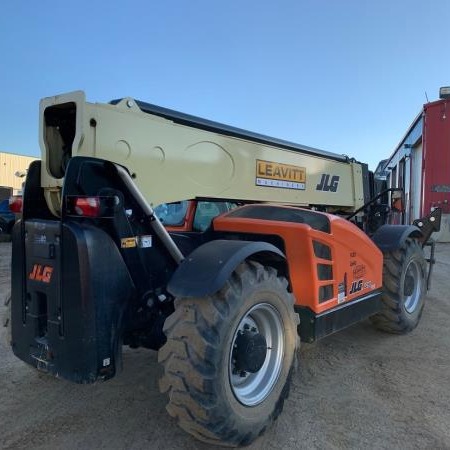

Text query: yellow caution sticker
(121, 237), (137, 248)
(256, 159), (306, 190)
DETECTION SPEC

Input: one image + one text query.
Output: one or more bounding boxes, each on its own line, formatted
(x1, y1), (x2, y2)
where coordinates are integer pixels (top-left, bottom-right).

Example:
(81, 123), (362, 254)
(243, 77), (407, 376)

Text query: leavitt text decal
(256, 160), (306, 190)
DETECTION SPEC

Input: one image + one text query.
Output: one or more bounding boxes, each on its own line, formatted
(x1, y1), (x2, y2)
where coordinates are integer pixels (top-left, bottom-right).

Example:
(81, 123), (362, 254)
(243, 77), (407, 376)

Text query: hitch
(413, 207), (442, 245)
(413, 208), (442, 290)
(423, 240), (436, 290)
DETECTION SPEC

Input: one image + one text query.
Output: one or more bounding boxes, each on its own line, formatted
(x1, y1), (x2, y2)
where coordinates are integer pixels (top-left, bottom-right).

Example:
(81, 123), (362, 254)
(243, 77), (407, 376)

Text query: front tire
(371, 238), (427, 333)
(158, 261), (299, 447)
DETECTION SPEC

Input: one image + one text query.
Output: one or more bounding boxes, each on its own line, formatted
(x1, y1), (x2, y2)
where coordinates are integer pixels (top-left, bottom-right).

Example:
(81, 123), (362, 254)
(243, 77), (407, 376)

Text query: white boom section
(39, 91), (365, 216)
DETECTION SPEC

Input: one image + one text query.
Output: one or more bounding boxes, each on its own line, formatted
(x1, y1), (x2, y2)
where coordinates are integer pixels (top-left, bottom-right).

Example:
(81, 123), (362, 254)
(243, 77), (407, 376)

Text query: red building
(383, 87), (450, 242)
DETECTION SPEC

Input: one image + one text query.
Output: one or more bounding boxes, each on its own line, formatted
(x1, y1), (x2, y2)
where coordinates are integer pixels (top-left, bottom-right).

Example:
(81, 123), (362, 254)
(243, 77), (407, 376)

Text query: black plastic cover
(167, 239), (285, 298)
(11, 220), (134, 383)
(297, 290), (382, 342)
(371, 224), (422, 252)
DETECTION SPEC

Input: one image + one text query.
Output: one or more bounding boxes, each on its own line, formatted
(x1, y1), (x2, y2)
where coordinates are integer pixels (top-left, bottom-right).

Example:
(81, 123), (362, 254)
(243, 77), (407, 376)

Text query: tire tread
(371, 238), (426, 334)
(158, 262), (299, 447)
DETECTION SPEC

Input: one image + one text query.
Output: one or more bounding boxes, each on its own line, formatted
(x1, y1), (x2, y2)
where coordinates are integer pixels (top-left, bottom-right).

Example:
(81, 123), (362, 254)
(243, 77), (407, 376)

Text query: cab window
(193, 201), (237, 231)
(154, 201), (188, 226)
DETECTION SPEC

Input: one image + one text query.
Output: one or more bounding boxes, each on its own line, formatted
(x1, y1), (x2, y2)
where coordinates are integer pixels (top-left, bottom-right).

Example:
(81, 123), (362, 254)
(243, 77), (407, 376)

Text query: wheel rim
(229, 303), (284, 406)
(403, 260), (422, 313)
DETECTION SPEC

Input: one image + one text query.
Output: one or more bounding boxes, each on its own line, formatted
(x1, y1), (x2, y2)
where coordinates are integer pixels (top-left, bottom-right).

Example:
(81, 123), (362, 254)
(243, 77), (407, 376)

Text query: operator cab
(154, 200), (238, 232)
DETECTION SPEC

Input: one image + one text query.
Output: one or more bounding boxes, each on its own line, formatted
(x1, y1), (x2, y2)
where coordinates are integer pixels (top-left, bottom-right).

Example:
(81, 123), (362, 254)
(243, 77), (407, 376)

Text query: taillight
(65, 196), (119, 218)
(74, 197), (101, 217)
(9, 195), (23, 213)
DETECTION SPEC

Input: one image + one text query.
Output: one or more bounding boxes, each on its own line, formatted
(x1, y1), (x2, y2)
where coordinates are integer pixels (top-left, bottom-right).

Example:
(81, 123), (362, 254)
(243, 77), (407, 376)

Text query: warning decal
(121, 237), (137, 248)
(256, 160), (306, 190)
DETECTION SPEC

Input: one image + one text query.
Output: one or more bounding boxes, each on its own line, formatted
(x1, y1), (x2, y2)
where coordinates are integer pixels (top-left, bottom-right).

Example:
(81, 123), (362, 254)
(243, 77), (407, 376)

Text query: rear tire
(158, 261), (299, 447)
(371, 238), (427, 333)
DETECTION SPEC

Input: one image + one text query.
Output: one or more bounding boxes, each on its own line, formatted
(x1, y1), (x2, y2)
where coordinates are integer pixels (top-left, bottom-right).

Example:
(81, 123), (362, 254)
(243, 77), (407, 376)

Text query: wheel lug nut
(251, 327), (256, 332)
(243, 324), (250, 330)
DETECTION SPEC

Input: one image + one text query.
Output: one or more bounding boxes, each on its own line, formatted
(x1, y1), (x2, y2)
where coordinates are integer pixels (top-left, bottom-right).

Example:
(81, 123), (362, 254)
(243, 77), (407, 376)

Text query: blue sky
(0, 0), (449, 169)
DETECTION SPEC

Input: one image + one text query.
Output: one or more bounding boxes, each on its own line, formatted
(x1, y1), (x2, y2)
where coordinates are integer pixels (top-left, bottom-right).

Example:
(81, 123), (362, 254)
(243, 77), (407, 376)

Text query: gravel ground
(0, 242), (449, 450)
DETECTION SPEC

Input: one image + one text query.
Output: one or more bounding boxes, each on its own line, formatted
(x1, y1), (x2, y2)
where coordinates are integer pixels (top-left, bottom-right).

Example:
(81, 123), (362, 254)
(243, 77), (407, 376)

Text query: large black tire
(158, 261), (299, 447)
(371, 238), (427, 333)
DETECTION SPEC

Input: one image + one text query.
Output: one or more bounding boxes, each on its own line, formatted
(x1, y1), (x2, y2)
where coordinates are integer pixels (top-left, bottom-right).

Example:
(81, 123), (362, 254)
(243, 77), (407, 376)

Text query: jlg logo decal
(349, 279), (375, 295)
(29, 264), (54, 283)
(316, 174), (340, 192)
(349, 280), (363, 294)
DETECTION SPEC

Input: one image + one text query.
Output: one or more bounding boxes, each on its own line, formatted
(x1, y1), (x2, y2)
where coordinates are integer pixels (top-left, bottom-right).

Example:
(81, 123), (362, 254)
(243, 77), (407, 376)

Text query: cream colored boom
(39, 91), (365, 216)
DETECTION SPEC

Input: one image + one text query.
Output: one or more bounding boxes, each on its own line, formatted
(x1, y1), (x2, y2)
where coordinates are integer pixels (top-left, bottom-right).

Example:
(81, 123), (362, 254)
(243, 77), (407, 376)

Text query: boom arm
(39, 91), (367, 216)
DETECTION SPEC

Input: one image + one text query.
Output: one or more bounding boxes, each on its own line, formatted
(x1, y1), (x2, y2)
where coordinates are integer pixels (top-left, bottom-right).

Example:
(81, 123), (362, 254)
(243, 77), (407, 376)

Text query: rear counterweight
(11, 220), (134, 383)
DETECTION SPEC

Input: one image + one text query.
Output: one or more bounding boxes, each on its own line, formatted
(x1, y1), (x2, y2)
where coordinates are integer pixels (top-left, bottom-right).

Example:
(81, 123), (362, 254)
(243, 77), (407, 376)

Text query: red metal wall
(422, 100), (450, 215)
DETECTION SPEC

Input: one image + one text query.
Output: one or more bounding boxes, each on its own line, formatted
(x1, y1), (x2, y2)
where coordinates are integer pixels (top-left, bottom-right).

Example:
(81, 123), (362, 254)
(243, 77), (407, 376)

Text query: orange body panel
(214, 205), (383, 314)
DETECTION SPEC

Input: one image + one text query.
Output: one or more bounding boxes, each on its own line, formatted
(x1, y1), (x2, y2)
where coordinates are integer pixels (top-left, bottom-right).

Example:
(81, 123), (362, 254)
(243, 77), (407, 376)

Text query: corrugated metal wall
(384, 99), (450, 242)
(422, 100), (450, 242)
(0, 152), (38, 194)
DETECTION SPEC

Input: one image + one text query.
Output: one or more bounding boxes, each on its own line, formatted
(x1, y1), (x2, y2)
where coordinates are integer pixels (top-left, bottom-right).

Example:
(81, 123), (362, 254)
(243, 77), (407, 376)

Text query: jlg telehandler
(8, 91), (440, 446)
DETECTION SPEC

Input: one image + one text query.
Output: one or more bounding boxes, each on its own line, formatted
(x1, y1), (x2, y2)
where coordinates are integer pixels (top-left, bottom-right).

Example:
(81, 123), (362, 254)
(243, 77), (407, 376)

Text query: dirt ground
(1, 242), (449, 450)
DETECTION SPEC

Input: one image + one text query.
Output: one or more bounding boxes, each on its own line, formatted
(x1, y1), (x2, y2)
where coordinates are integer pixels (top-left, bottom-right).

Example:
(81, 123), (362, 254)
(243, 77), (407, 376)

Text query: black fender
(371, 225), (422, 252)
(167, 239), (286, 298)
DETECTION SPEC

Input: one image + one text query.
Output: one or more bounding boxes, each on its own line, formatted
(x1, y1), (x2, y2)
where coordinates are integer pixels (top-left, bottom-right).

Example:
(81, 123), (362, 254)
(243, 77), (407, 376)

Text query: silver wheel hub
(404, 260), (422, 314)
(229, 303), (284, 406)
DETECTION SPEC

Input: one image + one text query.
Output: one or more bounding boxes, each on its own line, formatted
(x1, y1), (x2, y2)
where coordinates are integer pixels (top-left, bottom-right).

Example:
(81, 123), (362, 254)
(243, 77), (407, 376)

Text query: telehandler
(8, 91), (440, 446)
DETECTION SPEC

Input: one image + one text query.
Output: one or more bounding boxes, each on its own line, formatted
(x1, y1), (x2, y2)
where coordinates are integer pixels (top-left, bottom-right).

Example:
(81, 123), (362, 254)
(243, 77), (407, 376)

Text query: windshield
(154, 201), (189, 226)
